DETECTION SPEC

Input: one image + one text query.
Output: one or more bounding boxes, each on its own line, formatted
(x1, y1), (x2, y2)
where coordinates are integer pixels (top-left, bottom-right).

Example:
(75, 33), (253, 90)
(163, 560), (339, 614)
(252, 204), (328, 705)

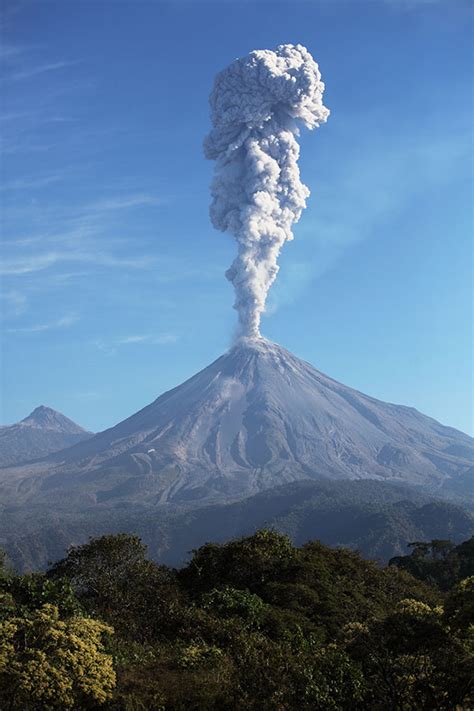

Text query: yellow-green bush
(0, 603), (116, 709)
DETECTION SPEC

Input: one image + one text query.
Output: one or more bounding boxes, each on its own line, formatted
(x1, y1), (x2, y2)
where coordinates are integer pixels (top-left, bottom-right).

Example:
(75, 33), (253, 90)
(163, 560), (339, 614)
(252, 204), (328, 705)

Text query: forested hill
(3, 479), (472, 572)
(1, 530), (473, 709)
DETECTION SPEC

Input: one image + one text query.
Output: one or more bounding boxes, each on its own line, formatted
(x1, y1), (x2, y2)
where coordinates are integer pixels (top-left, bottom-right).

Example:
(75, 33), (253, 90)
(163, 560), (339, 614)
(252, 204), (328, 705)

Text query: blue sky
(1, 0), (472, 435)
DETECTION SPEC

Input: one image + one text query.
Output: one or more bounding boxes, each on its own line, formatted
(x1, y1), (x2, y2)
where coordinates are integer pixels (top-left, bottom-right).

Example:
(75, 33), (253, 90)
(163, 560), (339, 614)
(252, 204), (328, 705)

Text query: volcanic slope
(1, 339), (472, 507)
(0, 406), (93, 468)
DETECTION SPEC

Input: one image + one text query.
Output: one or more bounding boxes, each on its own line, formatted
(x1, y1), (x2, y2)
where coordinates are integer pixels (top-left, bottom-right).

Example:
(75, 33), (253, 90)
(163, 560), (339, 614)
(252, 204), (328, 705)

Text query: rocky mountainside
(1, 339), (471, 507)
(0, 406), (93, 467)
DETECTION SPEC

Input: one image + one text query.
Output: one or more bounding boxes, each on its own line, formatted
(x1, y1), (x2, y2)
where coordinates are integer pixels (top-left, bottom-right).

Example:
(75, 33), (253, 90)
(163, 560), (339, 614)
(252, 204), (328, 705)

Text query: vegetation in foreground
(1, 531), (473, 710)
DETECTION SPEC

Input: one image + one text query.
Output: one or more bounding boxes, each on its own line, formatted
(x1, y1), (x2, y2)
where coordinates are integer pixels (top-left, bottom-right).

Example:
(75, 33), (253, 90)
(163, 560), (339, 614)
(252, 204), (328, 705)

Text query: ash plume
(204, 43), (329, 339)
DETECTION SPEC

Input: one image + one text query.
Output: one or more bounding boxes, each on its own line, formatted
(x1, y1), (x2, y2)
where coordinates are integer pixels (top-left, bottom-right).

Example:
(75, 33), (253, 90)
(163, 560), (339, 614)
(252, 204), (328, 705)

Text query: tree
(48, 534), (152, 606)
(201, 586), (266, 628)
(48, 534), (183, 641)
(1, 572), (82, 620)
(389, 537), (474, 591)
(0, 603), (115, 709)
(343, 598), (474, 709)
(180, 530), (296, 596)
(443, 576), (474, 638)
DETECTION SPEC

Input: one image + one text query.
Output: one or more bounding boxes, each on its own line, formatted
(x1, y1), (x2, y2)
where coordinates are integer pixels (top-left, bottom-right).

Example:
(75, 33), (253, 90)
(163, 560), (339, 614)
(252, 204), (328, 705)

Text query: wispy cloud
(2, 190), (164, 230)
(5, 60), (79, 83)
(0, 289), (28, 317)
(382, 0), (442, 4)
(1, 185), (169, 289)
(0, 110), (35, 122)
(0, 253), (60, 276)
(95, 332), (178, 356)
(0, 43), (28, 61)
(0, 250), (155, 276)
(7, 313), (79, 333)
(0, 174), (62, 191)
(117, 333), (178, 345)
(0, 137), (56, 155)
(88, 194), (163, 212)
(0, 36), (85, 159)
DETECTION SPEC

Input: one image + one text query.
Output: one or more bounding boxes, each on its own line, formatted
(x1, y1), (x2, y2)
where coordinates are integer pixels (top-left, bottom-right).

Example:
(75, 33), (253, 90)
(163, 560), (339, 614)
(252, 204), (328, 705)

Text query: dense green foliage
(390, 536), (474, 590)
(3, 480), (473, 574)
(1, 531), (473, 709)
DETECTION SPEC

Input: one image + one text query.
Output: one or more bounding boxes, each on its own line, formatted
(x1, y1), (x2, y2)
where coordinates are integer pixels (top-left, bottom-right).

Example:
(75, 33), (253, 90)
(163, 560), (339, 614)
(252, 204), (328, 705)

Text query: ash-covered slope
(1, 339), (472, 506)
(0, 406), (93, 468)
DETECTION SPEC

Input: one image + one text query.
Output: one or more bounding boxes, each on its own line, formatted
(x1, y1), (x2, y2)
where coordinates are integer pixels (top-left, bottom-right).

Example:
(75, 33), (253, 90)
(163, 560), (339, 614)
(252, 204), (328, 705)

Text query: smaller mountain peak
(30, 405), (55, 416)
(20, 406), (88, 434)
(24, 405), (59, 421)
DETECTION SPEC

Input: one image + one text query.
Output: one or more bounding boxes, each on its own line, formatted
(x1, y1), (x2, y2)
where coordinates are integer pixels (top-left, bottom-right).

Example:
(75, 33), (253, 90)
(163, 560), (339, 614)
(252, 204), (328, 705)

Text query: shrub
(0, 603), (116, 709)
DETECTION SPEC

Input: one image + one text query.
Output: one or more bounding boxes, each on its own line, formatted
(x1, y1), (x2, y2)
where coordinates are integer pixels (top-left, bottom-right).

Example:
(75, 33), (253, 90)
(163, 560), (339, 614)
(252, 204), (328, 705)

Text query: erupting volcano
(1, 45), (471, 555)
(2, 338), (472, 509)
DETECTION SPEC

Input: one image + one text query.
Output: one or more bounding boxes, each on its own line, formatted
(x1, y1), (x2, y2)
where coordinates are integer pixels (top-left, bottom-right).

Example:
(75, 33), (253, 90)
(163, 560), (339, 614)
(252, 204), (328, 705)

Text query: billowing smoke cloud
(204, 43), (329, 339)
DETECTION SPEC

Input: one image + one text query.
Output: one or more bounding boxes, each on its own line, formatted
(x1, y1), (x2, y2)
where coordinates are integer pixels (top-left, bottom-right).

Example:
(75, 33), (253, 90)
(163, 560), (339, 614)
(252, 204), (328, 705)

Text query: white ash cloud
(204, 43), (329, 339)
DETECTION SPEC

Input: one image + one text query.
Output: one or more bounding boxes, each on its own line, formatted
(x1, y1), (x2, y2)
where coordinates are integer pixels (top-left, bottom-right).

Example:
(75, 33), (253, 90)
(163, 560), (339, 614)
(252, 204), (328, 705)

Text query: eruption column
(204, 43), (329, 339)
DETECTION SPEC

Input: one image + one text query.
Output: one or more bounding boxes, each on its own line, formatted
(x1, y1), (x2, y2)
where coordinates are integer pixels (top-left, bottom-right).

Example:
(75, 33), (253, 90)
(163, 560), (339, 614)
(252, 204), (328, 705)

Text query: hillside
(2, 479), (472, 572)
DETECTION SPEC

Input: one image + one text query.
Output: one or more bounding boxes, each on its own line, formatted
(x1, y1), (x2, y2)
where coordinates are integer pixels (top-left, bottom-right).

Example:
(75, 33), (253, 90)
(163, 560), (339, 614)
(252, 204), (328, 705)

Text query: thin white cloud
(5, 60), (79, 83)
(92, 253), (156, 269)
(0, 43), (27, 61)
(117, 335), (153, 345)
(1, 185), (174, 287)
(0, 253), (60, 276)
(382, 0), (442, 4)
(94, 340), (118, 357)
(7, 313), (79, 333)
(88, 194), (163, 212)
(0, 289), (28, 317)
(0, 174), (62, 191)
(2, 191), (164, 230)
(117, 333), (178, 345)
(0, 250), (155, 276)
(0, 111), (34, 122)
(0, 137), (56, 155)
(95, 332), (178, 356)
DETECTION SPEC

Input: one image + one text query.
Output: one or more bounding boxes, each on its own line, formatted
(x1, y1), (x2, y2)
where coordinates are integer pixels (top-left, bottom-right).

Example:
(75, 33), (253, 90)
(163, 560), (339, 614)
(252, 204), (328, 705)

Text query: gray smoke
(204, 43), (329, 339)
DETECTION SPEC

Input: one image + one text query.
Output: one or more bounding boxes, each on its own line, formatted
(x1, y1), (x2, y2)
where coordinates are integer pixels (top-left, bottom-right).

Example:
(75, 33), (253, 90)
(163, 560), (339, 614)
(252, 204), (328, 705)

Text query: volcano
(0, 406), (93, 468)
(2, 339), (472, 509)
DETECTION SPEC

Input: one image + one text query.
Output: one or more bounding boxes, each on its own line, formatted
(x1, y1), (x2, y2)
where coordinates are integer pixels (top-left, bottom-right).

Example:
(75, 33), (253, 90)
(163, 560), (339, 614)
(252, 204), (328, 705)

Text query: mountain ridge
(2, 479), (472, 572)
(1, 338), (471, 506)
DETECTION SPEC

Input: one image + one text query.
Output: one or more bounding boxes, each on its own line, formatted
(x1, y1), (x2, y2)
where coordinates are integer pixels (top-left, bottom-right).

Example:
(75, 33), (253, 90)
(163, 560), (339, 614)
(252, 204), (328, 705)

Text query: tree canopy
(1, 531), (472, 709)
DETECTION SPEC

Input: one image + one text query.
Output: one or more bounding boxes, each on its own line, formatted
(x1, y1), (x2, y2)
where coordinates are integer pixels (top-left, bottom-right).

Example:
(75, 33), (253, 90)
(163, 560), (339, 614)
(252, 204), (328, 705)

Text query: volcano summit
(2, 338), (471, 509)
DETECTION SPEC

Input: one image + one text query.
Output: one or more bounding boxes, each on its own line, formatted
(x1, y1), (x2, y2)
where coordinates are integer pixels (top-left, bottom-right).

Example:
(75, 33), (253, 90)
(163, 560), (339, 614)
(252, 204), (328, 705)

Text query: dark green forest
(1, 531), (473, 710)
(4, 479), (473, 573)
